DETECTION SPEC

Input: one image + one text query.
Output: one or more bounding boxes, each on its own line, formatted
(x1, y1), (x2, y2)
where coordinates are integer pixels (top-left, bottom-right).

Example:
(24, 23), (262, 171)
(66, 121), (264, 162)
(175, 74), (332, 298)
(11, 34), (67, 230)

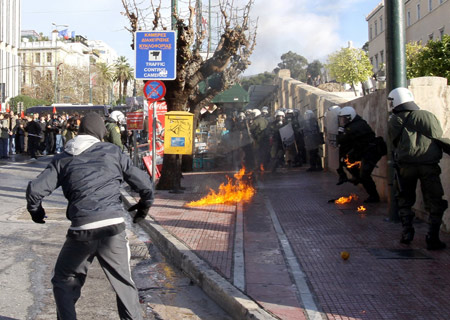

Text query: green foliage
(239, 72), (276, 91)
(326, 47), (373, 85)
(306, 60), (324, 79)
(406, 41), (425, 79)
(276, 51), (308, 81)
(411, 35), (450, 82)
(362, 41), (369, 53)
(9, 95), (51, 112)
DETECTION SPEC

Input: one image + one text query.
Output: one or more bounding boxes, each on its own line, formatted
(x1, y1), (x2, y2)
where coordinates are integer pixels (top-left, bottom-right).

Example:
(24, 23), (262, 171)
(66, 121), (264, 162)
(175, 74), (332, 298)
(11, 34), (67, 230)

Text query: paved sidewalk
(127, 167), (450, 320)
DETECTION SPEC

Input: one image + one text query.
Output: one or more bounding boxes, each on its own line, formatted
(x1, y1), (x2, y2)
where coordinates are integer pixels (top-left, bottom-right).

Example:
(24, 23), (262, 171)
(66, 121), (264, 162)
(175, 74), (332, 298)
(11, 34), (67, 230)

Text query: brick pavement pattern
(138, 167), (450, 320)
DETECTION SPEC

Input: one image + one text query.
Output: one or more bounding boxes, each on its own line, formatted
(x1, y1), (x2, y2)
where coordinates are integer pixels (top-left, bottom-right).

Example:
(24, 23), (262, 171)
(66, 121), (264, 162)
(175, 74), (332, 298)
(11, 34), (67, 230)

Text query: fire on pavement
(334, 193), (358, 204)
(186, 167), (255, 207)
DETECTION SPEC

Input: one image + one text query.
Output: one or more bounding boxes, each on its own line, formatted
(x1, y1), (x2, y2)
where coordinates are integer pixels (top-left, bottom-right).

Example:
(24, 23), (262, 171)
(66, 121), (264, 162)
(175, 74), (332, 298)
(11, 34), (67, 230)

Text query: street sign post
(143, 80), (167, 187)
(135, 31), (176, 80)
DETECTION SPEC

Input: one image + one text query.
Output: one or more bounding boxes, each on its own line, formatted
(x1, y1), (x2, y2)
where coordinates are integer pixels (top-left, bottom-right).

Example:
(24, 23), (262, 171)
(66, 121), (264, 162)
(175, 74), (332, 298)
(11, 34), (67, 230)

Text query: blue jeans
(9, 135), (15, 154)
(55, 134), (63, 153)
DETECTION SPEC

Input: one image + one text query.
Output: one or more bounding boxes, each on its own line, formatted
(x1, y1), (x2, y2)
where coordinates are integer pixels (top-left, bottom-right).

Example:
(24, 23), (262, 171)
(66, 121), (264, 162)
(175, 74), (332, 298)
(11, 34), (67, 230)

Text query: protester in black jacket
(25, 116), (42, 160)
(26, 112), (153, 320)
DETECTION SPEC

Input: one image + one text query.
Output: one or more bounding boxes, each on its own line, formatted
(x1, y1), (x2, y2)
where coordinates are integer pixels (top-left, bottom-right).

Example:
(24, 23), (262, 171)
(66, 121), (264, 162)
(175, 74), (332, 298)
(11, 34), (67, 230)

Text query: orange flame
(186, 167), (255, 207)
(260, 164), (265, 172)
(357, 206), (367, 212)
(344, 156), (361, 169)
(335, 193), (358, 204)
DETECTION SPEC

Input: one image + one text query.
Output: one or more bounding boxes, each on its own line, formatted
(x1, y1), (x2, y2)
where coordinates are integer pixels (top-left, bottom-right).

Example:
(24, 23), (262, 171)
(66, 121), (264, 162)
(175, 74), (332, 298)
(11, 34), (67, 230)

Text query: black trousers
(52, 231), (142, 320)
(28, 136), (40, 159)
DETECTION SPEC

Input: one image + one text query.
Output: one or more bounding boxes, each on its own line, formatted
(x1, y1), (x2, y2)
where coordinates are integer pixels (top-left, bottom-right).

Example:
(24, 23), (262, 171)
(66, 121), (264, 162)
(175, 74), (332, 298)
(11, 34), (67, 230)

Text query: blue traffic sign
(135, 31), (176, 80)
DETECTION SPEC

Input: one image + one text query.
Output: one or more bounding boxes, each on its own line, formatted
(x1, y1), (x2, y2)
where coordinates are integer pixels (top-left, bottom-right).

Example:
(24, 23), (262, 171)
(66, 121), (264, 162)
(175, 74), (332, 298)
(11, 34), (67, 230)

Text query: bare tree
(121, 0), (257, 189)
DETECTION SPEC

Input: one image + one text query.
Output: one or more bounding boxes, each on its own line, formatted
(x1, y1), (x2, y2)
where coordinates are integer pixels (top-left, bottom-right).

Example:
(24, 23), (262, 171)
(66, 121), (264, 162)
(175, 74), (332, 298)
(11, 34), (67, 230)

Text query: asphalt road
(0, 155), (231, 320)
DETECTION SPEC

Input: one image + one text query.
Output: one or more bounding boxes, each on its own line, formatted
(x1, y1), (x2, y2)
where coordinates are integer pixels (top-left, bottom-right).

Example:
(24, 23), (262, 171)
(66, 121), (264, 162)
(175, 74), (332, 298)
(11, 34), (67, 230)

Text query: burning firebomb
(186, 167), (255, 207)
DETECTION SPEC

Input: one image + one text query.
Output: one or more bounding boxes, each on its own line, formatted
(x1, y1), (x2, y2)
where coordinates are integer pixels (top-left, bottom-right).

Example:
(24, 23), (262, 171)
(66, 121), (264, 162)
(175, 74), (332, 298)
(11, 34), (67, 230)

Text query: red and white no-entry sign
(143, 80), (166, 102)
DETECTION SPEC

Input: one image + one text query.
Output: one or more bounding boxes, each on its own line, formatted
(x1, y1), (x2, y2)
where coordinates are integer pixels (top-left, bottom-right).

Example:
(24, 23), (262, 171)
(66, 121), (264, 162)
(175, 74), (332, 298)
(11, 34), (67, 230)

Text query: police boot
(426, 223), (446, 250)
(400, 216), (415, 244)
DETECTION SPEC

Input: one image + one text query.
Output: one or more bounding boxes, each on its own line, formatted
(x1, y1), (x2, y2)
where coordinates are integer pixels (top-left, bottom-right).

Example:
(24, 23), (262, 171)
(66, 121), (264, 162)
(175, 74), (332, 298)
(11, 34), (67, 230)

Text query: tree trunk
(123, 79), (128, 100)
(118, 81), (123, 103)
(182, 155), (193, 172)
(156, 154), (182, 190)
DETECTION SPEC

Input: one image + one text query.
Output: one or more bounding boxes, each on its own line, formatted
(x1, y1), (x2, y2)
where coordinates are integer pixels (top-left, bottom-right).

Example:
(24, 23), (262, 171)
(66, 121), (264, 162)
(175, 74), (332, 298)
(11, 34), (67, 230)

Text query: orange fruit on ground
(340, 251), (350, 260)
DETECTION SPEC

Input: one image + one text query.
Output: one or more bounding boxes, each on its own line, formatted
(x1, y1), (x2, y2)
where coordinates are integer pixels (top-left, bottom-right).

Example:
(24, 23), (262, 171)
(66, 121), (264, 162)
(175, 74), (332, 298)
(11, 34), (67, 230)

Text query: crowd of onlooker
(0, 110), (81, 160)
(0, 110), (146, 161)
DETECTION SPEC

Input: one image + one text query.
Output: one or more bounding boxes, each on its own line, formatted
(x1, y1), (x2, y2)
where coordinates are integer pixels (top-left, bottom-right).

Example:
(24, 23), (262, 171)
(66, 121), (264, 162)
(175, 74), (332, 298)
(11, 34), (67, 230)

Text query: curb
(121, 190), (278, 320)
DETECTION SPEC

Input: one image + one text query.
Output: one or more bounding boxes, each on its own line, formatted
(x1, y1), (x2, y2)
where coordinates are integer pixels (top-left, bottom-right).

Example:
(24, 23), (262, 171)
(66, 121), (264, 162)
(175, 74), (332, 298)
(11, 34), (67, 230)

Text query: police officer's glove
(128, 201), (152, 223)
(29, 205), (46, 224)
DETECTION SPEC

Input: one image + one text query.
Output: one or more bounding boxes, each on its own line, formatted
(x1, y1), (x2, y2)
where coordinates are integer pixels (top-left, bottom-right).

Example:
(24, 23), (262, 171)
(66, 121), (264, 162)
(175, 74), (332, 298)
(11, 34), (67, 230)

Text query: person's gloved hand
(128, 201), (152, 223)
(29, 205), (46, 224)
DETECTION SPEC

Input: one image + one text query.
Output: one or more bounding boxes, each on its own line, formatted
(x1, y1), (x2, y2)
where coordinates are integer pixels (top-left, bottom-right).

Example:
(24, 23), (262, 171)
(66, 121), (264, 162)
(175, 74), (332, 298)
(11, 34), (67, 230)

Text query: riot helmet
(387, 87), (414, 112)
(304, 110), (314, 120)
(286, 109), (294, 121)
(253, 109), (262, 118)
(338, 106), (356, 127)
(275, 110), (285, 125)
(110, 111), (126, 124)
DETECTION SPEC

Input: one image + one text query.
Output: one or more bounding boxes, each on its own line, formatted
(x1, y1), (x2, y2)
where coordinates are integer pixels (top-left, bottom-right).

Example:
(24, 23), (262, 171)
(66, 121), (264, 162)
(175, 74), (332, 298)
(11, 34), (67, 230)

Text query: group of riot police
(223, 86), (449, 250)
(223, 106), (324, 173)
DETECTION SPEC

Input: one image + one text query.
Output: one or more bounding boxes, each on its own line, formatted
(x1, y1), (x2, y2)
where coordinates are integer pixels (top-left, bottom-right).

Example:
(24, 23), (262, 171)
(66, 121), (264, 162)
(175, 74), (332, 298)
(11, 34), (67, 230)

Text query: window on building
(407, 11), (411, 26)
(380, 16), (383, 32)
(380, 50), (384, 64)
(35, 53), (40, 64)
(429, 0), (433, 11)
(375, 54), (379, 70)
(47, 52), (52, 63)
(375, 21), (378, 36)
(429, 33), (434, 42)
(369, 25), (373, 40)
(47, 71), (52, 82)
(417, 3), (421, 20)
(22, 53), (26, 64)
(440, 27), (445, 39)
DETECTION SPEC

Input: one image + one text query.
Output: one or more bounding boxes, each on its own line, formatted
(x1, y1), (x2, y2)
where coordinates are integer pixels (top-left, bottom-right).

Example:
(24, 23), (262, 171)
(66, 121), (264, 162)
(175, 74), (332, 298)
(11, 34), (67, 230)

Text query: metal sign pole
(152, 101), (157, 190)
(132, 130), (138, 167)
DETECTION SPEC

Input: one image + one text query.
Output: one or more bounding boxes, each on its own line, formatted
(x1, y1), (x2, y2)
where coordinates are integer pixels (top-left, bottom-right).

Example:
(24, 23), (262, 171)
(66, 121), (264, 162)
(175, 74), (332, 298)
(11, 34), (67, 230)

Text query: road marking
(233, 203), (245, 291)
(259, 180), (323, 320)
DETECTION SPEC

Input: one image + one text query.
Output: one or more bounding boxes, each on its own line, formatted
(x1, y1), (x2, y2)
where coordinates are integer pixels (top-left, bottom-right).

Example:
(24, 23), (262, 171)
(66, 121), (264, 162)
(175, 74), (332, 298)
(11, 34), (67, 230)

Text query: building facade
(0, 0), (21, 110)
(19, 31), (121, 104)
(366, 0), (450, 72)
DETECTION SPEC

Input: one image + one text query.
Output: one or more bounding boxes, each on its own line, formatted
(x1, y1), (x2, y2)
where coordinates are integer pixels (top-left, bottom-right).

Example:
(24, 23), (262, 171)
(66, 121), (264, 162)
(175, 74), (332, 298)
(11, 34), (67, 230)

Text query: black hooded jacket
(26, 113), (153, 240)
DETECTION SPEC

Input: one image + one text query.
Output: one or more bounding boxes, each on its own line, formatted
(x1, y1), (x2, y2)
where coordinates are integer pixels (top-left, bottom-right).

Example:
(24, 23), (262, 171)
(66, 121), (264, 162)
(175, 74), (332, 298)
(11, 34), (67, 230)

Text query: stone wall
(274, 70), (450, 229)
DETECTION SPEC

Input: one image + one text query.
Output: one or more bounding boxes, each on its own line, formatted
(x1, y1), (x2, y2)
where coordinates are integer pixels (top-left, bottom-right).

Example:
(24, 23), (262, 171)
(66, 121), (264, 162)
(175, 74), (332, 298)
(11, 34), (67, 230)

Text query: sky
(21, 0), (382, 76)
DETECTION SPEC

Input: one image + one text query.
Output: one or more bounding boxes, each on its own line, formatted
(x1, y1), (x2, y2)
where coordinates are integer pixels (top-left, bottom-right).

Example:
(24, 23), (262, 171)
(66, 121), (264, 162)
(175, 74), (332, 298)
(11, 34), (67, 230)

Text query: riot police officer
(302, 110), (323, 172)
(388, 87), (448, 250)
(268, 110), (286, 172)
(337, 106), (382, 203)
